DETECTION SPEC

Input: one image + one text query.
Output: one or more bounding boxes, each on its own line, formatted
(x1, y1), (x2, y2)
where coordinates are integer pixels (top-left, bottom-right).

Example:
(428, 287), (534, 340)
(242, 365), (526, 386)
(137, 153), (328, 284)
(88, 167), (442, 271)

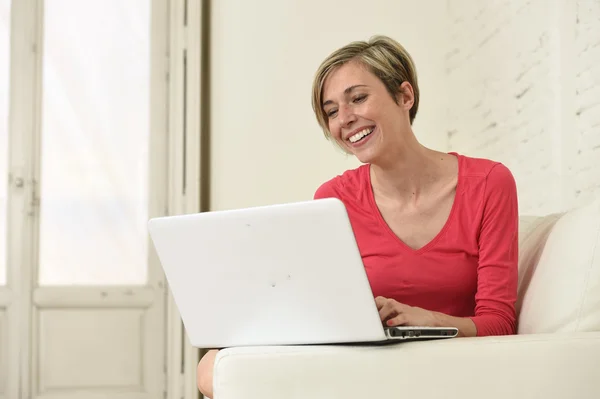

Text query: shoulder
(313, 164), (369, 200)
(455, 152), (517, 194)
(454, 153), (518, 230)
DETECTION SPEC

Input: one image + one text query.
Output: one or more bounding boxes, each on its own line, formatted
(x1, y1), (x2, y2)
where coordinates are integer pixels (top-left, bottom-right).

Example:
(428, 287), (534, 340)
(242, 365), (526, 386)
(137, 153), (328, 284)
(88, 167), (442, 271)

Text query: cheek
(327, 120), (342, 140)
(359, 103), (378, 122)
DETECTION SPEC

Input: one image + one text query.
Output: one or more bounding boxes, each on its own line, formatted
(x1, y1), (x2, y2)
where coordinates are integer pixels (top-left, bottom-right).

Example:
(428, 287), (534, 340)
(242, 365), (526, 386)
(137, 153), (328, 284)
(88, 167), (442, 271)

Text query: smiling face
(321, 61), (415, 165)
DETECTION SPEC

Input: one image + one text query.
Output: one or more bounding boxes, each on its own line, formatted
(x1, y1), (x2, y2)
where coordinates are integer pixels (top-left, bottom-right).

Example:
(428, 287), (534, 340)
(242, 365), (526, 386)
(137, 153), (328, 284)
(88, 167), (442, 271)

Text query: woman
(197, 35), (519, 398)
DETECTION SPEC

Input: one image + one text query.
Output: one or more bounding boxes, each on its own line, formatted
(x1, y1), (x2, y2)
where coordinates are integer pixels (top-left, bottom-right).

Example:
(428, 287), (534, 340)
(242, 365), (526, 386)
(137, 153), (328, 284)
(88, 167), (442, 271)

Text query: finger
(378, 301), (398, 321)
(374, 296), (387, 310)
(386, 313), (408, 327)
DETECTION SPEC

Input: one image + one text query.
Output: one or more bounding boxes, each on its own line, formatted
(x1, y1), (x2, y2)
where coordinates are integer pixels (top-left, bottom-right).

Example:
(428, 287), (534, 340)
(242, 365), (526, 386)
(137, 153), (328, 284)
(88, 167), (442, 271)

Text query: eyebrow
(322, 85), (368, 107)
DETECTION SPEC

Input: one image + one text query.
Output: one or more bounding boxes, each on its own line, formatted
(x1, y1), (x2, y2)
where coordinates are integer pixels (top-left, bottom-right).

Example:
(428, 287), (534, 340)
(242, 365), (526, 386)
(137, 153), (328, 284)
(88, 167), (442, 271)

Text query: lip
(347, 126), (376, 148)
(343, 125), (376, 141)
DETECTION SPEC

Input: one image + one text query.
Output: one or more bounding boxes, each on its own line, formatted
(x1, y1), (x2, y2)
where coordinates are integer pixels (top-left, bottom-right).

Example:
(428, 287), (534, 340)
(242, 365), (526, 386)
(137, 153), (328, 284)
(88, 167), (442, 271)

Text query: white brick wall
(571, 0), (600, 208)
(446, 0), (600, 215)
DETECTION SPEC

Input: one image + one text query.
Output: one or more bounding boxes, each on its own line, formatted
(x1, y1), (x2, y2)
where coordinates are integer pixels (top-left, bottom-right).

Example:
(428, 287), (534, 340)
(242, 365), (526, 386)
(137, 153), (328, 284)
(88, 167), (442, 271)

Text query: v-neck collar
(364, 152), (462, 254)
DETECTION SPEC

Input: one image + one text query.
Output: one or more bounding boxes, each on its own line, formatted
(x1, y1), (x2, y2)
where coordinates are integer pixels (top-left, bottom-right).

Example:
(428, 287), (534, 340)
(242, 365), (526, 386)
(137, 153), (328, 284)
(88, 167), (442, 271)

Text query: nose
(338, 104), (357, 128)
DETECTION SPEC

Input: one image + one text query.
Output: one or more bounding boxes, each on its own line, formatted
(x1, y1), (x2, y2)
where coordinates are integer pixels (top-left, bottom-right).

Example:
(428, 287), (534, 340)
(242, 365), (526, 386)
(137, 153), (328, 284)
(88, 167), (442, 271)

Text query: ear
(397, 81), (415, 111)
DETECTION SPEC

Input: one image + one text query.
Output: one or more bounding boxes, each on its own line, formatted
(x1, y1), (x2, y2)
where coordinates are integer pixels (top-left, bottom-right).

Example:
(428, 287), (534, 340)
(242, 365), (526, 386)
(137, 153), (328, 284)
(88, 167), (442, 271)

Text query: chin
(352, 148), (380, 165)
(345, 129), (382, 164)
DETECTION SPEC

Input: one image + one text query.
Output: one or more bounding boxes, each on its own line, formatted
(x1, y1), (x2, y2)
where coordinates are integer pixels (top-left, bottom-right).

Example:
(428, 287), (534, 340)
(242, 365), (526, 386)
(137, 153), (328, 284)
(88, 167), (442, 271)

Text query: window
(38, 0), (151, 285)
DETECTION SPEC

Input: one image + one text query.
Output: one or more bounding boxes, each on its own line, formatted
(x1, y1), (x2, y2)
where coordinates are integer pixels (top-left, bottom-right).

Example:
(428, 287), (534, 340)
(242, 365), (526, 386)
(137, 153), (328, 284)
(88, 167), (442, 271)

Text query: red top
(313, 153), (519, 336)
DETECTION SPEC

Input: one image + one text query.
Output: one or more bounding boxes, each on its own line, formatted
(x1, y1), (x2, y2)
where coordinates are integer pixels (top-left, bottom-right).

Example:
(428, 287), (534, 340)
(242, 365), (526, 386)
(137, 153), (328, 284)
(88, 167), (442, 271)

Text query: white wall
(209, 0), (600, 215)
(208, 0), (448, 211)
(445, 0), (600, 215)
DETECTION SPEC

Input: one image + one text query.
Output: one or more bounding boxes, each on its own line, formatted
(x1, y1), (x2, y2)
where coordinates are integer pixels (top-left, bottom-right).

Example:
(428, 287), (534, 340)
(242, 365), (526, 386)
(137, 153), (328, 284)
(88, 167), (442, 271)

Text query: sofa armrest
(213, 332), (600, 399)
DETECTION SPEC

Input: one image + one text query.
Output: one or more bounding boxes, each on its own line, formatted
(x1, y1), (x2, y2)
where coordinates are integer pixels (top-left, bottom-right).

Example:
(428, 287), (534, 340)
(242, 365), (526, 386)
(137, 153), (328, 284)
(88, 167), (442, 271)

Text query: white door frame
(4, 0), (179, 398)
(6, 1), (41, 398)
(165, 0), (203, 398)
(4, 0), (204, 397)
(31, 0), (170, 397)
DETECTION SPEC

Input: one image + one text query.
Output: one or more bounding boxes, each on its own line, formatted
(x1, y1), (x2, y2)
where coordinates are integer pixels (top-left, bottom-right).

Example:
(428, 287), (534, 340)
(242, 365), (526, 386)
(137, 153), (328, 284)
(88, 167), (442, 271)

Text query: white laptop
(147, 198), (458, 348)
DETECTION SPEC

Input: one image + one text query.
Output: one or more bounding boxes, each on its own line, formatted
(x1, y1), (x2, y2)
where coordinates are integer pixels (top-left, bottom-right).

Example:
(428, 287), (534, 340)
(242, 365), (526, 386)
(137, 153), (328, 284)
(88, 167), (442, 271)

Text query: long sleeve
(470, 163), (519, 336)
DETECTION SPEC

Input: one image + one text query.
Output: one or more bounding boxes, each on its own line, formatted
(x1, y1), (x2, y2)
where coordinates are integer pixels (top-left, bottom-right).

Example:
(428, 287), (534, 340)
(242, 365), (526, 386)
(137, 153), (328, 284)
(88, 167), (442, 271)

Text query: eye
(353, 94), (367, 103)
(326, 109), (338, 118)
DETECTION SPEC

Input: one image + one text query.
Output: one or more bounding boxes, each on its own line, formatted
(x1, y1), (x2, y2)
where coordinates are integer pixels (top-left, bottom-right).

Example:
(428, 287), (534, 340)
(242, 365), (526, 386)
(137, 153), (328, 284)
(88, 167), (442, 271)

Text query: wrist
(431, 311), (445, 327)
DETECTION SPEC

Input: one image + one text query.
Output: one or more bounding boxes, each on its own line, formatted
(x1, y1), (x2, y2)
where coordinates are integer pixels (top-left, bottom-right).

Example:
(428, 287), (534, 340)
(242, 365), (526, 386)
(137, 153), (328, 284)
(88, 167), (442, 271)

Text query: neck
(369, 133), (443, 203)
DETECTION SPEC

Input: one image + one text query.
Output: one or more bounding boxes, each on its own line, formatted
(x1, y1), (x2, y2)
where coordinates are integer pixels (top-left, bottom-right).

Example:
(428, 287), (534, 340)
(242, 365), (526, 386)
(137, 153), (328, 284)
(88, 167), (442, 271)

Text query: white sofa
(211, 200), (600, 399)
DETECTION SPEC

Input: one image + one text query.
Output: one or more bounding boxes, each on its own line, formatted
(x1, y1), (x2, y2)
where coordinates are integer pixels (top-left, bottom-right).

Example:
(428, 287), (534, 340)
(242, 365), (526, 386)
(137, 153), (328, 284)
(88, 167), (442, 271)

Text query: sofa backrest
(516, 200), (600, 334)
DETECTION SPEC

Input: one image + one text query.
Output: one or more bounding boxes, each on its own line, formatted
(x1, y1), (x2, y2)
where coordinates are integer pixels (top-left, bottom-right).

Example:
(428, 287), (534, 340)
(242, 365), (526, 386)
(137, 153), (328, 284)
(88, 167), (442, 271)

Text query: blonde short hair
(311, 35), (420, 139)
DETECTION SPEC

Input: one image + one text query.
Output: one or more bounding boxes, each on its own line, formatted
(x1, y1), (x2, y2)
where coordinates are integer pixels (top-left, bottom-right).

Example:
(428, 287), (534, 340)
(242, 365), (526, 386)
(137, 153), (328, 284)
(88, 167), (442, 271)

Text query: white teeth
(349, 127), (374, 143)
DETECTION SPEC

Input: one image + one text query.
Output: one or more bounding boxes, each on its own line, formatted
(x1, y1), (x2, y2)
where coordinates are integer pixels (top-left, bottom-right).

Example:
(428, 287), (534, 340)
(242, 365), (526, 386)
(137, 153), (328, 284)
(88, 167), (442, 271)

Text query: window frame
(2, 0), (203, 398)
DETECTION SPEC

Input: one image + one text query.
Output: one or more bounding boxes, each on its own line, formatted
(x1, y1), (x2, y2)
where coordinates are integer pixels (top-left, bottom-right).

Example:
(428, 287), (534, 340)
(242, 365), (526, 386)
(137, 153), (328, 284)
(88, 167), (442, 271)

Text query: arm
(435, 164), (519, 337)
(469, 163), (519, 336)
(378, 298), (478, 337)
(432, 312), (477, 337)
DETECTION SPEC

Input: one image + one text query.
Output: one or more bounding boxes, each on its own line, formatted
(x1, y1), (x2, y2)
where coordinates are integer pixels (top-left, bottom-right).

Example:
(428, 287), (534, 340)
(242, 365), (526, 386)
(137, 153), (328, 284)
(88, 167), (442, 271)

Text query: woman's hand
(375, 296), (440, 327)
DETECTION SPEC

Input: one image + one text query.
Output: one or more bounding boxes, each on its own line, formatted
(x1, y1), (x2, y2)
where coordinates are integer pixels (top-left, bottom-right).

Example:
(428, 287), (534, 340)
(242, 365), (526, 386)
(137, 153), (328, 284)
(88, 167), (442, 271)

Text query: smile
(348, 127), (374, 143)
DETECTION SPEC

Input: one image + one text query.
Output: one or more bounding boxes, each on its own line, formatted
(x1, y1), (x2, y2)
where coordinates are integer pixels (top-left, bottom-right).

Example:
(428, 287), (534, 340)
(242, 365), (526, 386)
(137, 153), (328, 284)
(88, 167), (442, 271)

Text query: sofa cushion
(518, 200), (600, 334)
(515, 213), (563, 317)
